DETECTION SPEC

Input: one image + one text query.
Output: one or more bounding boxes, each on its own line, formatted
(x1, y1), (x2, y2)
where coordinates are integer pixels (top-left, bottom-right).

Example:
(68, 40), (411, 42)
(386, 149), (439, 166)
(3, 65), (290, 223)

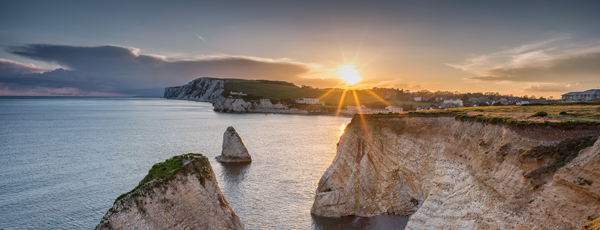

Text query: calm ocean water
(0, 97), (408, 229)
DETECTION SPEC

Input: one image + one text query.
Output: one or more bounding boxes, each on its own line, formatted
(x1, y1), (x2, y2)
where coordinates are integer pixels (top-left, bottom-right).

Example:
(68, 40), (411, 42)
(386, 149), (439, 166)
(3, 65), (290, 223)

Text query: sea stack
(216, 126), (252, 163)
(96, 154), (245, 230)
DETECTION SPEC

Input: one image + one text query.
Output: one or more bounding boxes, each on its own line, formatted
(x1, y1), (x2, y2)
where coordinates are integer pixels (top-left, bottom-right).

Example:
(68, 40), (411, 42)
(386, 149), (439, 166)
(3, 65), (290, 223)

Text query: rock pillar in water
(216, 126), (252, 163)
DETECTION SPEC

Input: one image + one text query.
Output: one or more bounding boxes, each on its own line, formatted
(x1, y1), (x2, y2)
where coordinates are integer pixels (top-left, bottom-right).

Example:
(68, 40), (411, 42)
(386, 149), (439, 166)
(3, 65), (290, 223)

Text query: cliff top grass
(223, 78), (388, 106)
(405, 102), (600, 125)
(113, 153), (207, 205)
(584, 217), (600, 230)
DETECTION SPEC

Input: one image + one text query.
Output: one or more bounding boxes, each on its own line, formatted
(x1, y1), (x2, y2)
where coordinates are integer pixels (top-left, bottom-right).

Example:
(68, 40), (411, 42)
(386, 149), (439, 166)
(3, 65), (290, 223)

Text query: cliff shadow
(219, 162), (251, 184)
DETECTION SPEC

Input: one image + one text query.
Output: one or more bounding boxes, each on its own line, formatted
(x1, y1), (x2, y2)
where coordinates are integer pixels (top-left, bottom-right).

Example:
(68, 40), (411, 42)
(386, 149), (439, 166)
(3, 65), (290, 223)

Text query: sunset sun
(337, 65), (362, 85)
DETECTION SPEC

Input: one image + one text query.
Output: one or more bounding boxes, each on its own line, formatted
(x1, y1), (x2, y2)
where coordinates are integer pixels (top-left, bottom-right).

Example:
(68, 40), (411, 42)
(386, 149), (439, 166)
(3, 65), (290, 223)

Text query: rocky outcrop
(312, 114), (600, 229)
(216, 127), (252, 163)
(96, 154), (245, 230)
(212, 96), (253, 113)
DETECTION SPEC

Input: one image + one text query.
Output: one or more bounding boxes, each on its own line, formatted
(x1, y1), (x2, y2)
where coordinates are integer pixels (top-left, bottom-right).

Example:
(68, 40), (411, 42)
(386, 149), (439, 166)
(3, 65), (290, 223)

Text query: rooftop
(562, 89), (600, 96)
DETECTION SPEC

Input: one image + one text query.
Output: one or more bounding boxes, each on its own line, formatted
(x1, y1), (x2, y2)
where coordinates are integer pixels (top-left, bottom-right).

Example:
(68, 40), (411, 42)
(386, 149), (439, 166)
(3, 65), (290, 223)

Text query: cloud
(1, 44), (320, 95)
(196, 35), (206, 42)
(0, 58), (49, 74)
(449, 35), (600, 83)
(520, 80), (600, 93)
(0, 83), (128, 96)
(520, 83), (578, 93)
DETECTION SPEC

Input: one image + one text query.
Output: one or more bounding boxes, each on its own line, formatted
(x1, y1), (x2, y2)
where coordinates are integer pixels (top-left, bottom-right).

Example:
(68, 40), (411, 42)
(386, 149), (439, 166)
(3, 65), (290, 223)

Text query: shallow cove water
(0, 97), (408, 229)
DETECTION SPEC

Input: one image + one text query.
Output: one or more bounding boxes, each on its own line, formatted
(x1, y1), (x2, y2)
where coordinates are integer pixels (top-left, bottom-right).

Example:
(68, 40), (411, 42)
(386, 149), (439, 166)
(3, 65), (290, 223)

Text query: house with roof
(295, 97), (324, 105)
(443, 99), (463, 106)
(385, 106), (403, 113)
(562, 89), (600, 101)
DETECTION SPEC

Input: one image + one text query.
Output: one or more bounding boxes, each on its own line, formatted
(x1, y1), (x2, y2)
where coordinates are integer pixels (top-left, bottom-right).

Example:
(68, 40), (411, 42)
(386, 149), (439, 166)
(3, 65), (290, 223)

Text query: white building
(339, 105), (399, 115)
(230, 91), (247, 96)
(414, 97), (422, 102)
(443, 99), (463, 106)
(562, 89), (600, 101)
(385, 106), (403, 113)
(347, 105), (367, 111)
(295, 97), (322, 105)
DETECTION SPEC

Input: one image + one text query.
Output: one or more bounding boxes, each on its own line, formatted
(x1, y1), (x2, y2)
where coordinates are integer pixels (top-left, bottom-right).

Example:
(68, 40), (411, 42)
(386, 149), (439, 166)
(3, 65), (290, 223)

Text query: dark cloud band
(1, 44), (318, 95)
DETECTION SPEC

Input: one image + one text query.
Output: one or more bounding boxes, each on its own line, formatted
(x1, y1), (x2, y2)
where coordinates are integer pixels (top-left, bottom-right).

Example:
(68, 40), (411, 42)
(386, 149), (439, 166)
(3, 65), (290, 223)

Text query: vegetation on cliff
(584, 218), (600, 230)
(405, 102), (600, 124)
(520, 136), (598, 180)
(222, 78), (436, 109)
(113, 153), (209, 205)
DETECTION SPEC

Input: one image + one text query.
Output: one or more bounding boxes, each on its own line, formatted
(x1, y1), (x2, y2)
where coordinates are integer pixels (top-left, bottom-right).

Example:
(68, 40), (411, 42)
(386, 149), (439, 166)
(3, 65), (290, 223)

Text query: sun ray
(356, 47), (389, 71)
(302, 82), (348, 112)
(335, 90), (348, 116)
(352, 90), (368, 132)
(352, 26), (369, 65)
(318, 83), (344, 101)
(302, 87), (338, 112)
(335, 29), (348, 63)
(366, 90), (392, 106)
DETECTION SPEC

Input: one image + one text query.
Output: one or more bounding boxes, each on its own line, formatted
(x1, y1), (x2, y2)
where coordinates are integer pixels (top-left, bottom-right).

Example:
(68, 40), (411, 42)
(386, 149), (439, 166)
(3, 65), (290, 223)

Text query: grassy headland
(407, 102), (600, 124)
(222, 78), (440, 109)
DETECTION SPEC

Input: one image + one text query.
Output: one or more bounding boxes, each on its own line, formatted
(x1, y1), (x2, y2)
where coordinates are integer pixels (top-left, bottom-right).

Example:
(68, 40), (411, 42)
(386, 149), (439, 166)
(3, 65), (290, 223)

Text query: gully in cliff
(96, 154), (245, 230)
(216, 126), (252, 163)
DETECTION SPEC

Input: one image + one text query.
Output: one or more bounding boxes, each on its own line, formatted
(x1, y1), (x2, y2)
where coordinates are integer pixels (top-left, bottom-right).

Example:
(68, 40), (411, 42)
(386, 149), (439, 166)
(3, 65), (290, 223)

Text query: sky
(1, 0), (599, 97)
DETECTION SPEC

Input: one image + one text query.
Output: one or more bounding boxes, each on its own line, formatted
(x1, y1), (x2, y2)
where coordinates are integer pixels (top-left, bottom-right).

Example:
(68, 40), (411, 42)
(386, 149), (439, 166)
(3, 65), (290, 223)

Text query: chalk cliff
(96, 154), (245, 230)
(164, 77), (300, 113)
(164, 77), (226, 102)
(216, 126), (252, 163)
(312, 114), (600, 229)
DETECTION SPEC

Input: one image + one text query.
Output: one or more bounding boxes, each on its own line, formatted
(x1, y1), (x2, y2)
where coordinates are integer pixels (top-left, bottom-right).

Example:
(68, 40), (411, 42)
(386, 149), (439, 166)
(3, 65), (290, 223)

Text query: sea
(0, 97), (408, 230)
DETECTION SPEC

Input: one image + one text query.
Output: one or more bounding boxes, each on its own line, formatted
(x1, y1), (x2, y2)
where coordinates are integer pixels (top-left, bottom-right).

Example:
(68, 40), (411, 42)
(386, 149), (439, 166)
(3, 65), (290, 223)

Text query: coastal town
(228, 87), (600, 116)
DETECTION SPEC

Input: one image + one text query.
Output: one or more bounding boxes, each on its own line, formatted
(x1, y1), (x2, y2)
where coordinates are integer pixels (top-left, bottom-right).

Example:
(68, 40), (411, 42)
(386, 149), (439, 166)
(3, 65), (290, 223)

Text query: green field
(409, 102), (600, 123)
(223, 79), (391, 107)
(387, 100), (440, 108)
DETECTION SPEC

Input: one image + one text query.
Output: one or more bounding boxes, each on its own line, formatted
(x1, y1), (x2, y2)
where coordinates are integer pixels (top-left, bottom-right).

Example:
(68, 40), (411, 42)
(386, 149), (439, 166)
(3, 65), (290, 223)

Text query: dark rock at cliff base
(96, 154), (245, 230)
(216, 126), (252, 163)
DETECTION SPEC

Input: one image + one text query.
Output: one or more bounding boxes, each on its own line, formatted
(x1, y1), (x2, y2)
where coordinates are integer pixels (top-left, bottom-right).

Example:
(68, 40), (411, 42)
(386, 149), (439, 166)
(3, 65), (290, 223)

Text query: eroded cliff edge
(312, 114), (600, 229)
(96, 154), (244, 230)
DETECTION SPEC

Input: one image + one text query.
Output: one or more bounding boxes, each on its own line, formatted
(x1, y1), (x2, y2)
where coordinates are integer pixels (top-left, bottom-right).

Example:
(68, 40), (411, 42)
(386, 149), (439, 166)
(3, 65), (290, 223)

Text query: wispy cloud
(448, 35), (600, 83)
(196, 35), (206, 42)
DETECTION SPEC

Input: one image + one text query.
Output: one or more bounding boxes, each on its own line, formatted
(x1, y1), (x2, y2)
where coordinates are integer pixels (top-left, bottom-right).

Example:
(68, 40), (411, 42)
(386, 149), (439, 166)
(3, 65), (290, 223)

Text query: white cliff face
(216, 127), (252, 163)
(164, 77), (295, 113)
(96, 155), (245, 230)
(312, 114), (600, 229)
(164, 77), (226, 102)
